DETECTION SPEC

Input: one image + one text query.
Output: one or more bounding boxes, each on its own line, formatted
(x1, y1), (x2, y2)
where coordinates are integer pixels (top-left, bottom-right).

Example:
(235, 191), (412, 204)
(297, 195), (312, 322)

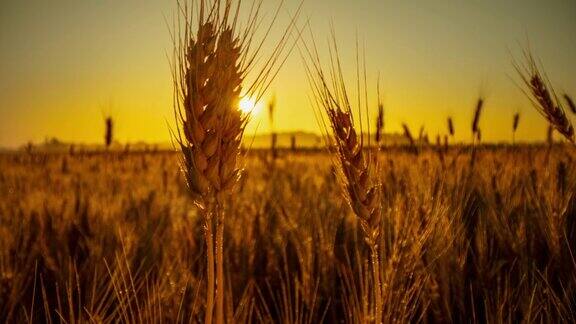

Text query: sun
(238, 97), (258, 114)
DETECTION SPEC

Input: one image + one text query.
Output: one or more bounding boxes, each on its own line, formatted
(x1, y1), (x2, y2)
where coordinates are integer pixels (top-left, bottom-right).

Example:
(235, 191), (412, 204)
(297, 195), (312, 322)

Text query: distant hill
(243, 131), (322, 149)
(244, 131), (409, 149)
(4, 132), (412, 153)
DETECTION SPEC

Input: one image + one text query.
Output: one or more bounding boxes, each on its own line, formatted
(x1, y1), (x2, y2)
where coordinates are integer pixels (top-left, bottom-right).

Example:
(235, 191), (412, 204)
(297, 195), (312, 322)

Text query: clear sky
(1, 0), (575, 148)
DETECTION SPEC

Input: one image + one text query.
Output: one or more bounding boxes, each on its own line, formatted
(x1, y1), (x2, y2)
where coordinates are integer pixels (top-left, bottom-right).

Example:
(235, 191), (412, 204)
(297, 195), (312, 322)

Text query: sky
(0, 0), (575, 148)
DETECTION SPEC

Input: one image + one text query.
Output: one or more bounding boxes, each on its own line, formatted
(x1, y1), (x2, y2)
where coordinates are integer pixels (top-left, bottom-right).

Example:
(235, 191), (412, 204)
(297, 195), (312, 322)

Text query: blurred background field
(1, 146), (575, 323)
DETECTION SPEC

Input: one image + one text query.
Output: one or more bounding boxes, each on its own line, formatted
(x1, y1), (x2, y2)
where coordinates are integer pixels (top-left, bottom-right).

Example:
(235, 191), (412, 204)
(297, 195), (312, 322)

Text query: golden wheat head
(171, 2), (301, 323)
(302, 33), (382, 245)
(515, 52), (574, 143)
(172, 0), (300, 207)
(328, 107), (381, 244)
(177, 22), (244, 207)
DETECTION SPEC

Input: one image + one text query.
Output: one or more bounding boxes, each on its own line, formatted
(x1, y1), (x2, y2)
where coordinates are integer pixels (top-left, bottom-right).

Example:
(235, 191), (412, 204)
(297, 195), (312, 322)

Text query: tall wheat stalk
(171, 1), (299, 323)
(302, 33), (383, 323)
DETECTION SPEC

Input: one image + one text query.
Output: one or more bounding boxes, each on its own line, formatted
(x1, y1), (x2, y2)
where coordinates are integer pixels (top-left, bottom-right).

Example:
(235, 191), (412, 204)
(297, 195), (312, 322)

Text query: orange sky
(1, 0), (575, 148)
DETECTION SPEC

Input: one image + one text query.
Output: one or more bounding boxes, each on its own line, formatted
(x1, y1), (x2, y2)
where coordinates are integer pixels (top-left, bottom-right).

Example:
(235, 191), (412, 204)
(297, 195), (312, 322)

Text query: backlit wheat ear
(178, 23), (244, 205)
(171, 1), (300, 323)
(176, 16), (243, 324)
(302, 31), (384, 323)
(515, 52), (574, 143)
(320, 80), (384, 324)
(327, 107), (382, 244)
(301, 34), (381, 246)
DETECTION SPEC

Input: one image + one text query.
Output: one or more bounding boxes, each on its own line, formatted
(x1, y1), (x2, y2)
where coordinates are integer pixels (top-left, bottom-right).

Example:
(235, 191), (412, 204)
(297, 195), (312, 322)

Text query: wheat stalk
(302, 32), (383, 323)
(302, 34), (381, 246)
(171, 1), (300, 323)
(177, 17), (239, 324)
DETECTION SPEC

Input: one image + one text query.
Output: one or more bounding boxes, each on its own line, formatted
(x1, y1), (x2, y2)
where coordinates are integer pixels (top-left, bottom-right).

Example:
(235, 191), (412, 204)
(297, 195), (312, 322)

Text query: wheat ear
(512, 112), (520, 143)
(447, 116), (454, 137)
(302, 32), (383, 323)
(471, 97), (483, 141)
(172, 1), (300, 323)
(176, 17), (244, 324)
(515, 52), (574, 143)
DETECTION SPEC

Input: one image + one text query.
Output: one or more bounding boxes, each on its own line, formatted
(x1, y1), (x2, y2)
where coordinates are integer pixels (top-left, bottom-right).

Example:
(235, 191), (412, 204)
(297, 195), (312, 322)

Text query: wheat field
(1, 145), (575, 323)
(2, 0), (576, 323)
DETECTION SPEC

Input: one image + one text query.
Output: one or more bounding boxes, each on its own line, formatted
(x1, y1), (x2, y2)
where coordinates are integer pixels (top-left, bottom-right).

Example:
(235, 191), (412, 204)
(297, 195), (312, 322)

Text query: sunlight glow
(238, 97), (259, 115)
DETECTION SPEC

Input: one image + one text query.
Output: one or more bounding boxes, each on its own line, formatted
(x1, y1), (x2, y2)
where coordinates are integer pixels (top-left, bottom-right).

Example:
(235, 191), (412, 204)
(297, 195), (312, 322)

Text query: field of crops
(1, 146), (575, 323)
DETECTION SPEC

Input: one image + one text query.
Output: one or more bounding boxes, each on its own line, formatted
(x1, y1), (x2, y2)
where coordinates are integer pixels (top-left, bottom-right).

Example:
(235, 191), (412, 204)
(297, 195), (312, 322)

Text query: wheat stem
(205, 211), (215, 324)
(215, 204), (225, 324)
(371, 246), (382, 324)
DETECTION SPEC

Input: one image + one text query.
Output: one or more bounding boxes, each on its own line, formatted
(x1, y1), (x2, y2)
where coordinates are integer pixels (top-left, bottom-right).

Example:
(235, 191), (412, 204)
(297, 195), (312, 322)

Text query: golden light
(238, 96), (259, 114)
